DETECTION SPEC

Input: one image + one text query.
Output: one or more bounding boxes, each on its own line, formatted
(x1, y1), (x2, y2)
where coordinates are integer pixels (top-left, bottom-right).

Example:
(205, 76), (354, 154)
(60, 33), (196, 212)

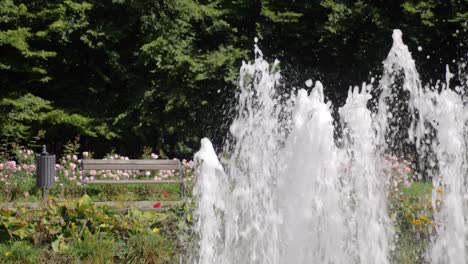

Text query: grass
(0, 182), (185, 203)
(0, 232), (179, 264)
(124, 231), (176, 264)
(85, 183), (182, 202)
(66, 234), (115, 263)
(401, 181), (433, 197)
(0, 241), (40, 264)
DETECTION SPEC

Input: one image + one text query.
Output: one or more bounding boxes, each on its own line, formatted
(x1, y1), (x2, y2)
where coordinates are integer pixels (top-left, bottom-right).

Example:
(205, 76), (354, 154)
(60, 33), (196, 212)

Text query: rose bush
(0, 144), (195, 202)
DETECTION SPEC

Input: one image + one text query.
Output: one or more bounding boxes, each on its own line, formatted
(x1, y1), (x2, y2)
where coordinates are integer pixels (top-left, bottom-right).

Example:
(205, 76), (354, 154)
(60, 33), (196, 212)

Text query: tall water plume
(191, 29), (467, 264)
(427, 88), (467, 264)
(376, 30), (468, 263)
(191, 138), (227, 263)
(193, 42), (287, 263)
(279, 82), (350, 263)
(339, 83), (393, 263)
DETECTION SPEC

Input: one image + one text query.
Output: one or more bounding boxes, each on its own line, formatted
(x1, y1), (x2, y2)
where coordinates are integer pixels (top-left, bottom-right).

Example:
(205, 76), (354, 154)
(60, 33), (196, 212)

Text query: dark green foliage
(256, 0), (466, 100)
(1, 0), (466, 156)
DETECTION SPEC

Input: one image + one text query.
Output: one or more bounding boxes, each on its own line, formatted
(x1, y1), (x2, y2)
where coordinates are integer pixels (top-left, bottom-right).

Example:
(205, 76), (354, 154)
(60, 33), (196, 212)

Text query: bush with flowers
(0, 148), (37, 201)
(0, 140), (195, 202)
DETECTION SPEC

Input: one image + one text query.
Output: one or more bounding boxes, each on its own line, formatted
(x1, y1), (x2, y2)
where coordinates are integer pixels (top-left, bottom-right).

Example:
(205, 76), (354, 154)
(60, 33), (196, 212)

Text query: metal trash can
(36, 145), (55, 198)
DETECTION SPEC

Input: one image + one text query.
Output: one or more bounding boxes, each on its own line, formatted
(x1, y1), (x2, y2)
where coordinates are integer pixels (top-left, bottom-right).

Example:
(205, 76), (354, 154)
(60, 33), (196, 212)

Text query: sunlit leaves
(0, 94), (117, 143)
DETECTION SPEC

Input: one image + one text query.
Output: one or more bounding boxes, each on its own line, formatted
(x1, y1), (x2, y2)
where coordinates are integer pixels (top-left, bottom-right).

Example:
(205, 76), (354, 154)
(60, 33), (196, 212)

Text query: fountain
(192, 30), (467, 263)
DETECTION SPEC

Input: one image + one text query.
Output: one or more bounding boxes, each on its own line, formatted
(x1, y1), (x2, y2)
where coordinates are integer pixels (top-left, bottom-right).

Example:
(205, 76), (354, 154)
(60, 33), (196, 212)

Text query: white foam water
(191, 29), (468, 264)
(191, 138), (227, 263)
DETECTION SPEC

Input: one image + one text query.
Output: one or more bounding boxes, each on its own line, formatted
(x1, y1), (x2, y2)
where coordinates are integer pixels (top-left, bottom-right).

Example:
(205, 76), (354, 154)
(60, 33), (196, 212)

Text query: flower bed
(0, 195), (193, 263)
(0, 141), (198, 262)
(0, 146), (195, 202)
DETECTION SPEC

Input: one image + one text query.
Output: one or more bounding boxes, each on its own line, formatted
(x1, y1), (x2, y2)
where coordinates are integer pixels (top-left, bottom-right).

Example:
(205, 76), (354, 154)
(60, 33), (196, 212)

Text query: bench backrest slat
(82, 159), (181, 171)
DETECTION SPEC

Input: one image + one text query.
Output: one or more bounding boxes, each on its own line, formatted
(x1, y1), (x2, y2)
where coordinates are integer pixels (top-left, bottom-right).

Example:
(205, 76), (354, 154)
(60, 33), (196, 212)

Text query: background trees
(1, 0), (466, 157)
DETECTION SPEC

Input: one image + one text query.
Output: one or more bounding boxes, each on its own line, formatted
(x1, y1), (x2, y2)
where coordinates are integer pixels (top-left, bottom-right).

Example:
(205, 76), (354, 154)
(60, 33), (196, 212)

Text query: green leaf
(79, 194), (93, 209)
(11, 225), (35, 239)
(51, 235), (69, 252)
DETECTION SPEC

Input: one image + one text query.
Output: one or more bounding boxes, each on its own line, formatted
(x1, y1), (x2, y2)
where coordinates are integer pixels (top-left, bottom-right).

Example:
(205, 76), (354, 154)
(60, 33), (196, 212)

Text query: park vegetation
(0, 1), (466, 263)
(1, 0), (466, 158)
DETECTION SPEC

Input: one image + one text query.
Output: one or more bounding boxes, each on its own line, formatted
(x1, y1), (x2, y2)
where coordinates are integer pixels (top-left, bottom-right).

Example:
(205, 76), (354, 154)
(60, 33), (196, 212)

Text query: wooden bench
(81, 159), (186, 198)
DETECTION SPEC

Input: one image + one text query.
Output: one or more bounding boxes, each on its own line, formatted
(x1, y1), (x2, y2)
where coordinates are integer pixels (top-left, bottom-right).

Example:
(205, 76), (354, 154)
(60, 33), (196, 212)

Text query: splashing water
(192, 29), (468, 264)
(279, 82), (350, 263)
(339, 83), (393, 263)
(379, 30), (468, 264)
(191, 138), (227, 263)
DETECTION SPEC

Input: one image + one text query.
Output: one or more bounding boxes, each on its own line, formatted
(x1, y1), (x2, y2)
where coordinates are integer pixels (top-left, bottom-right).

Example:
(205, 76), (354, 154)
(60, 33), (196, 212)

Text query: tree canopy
(1, 0), (466, 157)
